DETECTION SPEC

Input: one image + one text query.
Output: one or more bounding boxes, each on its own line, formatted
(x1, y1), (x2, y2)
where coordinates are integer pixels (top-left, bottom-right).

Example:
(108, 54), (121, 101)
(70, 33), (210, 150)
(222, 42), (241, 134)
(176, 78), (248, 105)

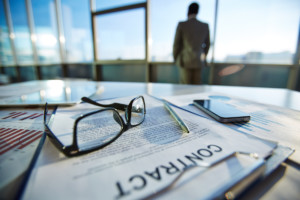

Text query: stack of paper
(0, 109), (44, 199)
(164, 93), (299, 164)
(21, 94), (296, 199)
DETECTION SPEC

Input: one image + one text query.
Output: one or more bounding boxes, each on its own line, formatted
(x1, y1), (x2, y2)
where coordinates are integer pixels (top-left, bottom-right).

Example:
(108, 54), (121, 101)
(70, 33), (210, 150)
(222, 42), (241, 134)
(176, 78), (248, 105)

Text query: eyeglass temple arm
(81, 97), (127, 111)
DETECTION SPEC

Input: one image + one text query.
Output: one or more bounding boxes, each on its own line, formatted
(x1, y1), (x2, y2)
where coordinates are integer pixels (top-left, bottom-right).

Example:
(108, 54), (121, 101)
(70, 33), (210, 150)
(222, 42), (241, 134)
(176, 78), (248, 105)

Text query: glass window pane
(9, 0), (34, 64)
(61, 0), (93, 63)
(102, 65), (146, 82)
(31, 0), (60, 64)
(3, 67), (18, 82)
(150, 0), (215, 62)
(67, 64), (93, 79)
(96, 8), (145, 60)
(214, 65), (289, 88)
(215, 0), (300, 64)
(0, 1), (15, 65)
(19, 66), (37, 81)
(154, 64), (179, 83)
(95, 0), (145, 11)
(40, 65), (62, 79)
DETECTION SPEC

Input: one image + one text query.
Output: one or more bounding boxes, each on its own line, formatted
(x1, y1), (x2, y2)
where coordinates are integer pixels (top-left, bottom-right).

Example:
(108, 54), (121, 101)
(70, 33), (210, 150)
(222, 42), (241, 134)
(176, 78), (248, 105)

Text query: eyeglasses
(43, 96), (146, 157)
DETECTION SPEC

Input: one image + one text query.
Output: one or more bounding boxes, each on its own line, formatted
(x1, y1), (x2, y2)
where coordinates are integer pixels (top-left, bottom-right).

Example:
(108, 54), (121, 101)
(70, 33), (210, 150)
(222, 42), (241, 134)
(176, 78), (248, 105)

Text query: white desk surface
(0, 80), (299, 199)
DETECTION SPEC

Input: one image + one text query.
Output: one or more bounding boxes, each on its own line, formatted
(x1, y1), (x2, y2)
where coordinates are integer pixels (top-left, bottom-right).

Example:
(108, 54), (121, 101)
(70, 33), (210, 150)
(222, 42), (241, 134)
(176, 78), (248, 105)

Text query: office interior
(0, 0), (300, 91)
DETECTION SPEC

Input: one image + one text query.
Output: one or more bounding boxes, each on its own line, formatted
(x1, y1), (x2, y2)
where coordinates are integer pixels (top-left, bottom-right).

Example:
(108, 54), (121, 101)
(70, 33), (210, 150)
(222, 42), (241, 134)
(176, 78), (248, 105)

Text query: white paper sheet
(0, 109), (44, 190)
(164, 93), (299, 163)
(22, 95), (276, 200)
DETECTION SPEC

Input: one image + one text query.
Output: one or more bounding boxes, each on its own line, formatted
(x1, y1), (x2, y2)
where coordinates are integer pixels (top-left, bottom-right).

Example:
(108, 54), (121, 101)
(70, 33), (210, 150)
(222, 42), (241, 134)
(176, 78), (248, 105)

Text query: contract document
(23, 95), (276, 199)
(164, 93), (299, 163)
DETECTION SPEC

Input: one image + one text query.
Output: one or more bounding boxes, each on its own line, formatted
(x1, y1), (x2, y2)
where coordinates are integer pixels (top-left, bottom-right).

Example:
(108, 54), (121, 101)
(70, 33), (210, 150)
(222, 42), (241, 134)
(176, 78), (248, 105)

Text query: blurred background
(0, 0), (299, 90)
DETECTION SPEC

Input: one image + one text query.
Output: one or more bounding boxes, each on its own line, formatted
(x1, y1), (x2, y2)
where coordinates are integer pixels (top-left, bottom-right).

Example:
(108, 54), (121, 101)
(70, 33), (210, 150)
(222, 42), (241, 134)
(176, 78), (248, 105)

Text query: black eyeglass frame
(43, 96), (146, 157)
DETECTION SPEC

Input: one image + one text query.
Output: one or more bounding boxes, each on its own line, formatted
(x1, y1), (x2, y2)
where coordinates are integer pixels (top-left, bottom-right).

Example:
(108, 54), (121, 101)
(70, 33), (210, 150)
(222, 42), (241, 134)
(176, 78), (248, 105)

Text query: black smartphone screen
(193, 99), (250, 123)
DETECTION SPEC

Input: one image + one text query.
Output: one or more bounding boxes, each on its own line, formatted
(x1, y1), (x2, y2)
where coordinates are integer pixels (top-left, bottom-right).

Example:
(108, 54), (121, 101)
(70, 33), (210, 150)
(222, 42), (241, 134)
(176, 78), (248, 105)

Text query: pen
(163, 101), (190, 133)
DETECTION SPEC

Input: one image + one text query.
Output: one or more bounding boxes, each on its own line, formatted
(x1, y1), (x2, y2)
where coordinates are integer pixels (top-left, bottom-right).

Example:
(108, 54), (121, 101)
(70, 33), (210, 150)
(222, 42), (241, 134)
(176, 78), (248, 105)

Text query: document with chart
(164, 93), (299, 163)
(22, 95), (276, 200)
(0, 109), (44, 198)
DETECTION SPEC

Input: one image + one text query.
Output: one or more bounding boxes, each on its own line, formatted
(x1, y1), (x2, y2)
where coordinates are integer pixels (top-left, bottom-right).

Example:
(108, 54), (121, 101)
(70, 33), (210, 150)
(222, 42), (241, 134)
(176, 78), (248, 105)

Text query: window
(150, 0), (215, 62)
(61, 0), (93, 62)
(0, 1), (15, 65)
(215, 0), (300, 64)
(19, 66), (37, 81)
(67, 64), (93, 79)
(3, 67), (18, 82)
(31, 0), (60, 64)
(95, 8), (145, 60)
(101, 65), (146, 82)
(9, 0), (34, 64)
(40, 65), (62, 79)
(95, 0), (146, 11)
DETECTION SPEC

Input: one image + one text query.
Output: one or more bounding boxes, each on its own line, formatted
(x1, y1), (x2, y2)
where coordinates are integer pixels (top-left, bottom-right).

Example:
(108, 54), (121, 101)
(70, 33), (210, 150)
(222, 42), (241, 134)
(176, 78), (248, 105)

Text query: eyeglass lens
(128, 97), (145, 125)
(76, 109), (123, 151)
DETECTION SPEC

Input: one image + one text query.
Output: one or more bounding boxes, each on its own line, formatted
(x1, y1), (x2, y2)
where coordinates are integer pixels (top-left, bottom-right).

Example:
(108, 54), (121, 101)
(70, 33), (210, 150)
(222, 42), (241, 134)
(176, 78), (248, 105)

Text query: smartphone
(193, 99), (250, 123)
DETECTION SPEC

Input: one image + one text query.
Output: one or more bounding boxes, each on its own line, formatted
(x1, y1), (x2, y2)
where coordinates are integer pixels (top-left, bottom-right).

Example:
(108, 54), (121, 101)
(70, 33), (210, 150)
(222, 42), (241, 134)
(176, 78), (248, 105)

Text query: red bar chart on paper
(0, 110), (45, 156)
(0, 127), (43, 155)
(0, 109), (45, 189)
(1, 111), (44, 121)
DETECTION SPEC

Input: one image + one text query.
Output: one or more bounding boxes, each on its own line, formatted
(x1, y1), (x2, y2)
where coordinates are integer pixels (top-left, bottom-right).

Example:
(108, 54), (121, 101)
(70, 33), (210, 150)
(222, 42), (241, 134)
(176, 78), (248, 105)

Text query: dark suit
(173, 17), (210, 84)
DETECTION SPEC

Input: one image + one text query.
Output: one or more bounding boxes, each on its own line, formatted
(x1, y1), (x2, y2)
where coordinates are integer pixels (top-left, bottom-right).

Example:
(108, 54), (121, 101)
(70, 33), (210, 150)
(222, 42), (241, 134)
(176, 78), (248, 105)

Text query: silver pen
(163, 101), (190, 133)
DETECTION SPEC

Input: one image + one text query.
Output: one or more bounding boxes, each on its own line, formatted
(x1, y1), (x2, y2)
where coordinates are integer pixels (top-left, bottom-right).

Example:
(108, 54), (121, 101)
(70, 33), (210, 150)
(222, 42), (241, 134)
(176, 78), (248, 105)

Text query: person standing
(173, 2), (210, 84)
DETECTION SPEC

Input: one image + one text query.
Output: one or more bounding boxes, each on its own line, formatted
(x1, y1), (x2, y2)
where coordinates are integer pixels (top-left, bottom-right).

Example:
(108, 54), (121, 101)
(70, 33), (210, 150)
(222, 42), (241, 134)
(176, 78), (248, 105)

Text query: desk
(0, 80), (299, 199)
